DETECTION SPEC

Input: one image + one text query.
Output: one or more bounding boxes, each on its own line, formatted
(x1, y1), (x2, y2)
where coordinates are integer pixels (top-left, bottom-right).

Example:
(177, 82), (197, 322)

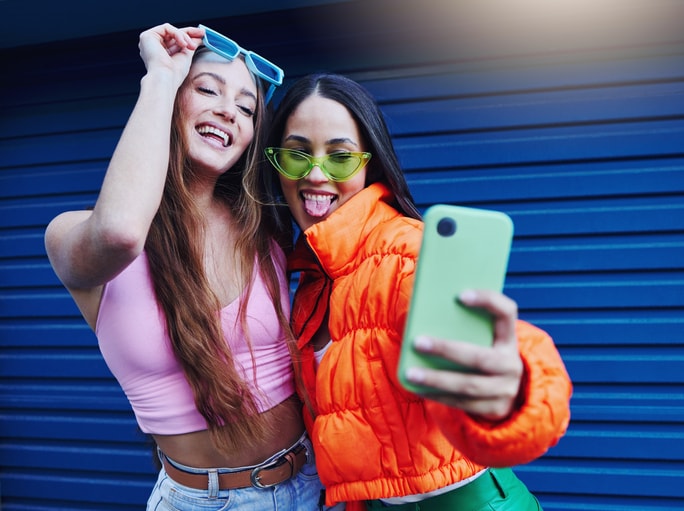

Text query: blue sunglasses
(198, 24), (284, 103)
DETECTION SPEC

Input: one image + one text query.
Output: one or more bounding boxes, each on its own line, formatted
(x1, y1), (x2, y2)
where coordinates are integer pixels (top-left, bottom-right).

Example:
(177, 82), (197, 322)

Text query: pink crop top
(95, 248), (295, 435)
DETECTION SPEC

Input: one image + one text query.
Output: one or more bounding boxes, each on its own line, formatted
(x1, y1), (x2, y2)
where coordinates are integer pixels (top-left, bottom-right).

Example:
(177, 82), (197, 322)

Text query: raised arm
(404, 289), (572, 466)
(45, 24), (203, 292)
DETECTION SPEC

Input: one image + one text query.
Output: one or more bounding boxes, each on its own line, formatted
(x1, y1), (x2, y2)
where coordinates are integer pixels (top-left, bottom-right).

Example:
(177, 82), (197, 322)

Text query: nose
(306, 163), (329, 183)
(214, 99), (237, 123)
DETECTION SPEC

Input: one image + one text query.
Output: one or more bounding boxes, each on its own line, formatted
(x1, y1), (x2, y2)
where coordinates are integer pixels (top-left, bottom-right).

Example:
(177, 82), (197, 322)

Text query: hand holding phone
(398, 204), (514, 394)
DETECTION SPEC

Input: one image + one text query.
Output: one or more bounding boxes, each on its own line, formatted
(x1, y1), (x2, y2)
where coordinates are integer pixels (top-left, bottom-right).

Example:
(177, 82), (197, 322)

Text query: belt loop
(285, 451), (296, 478)
(303, 435), (314, 465)
(207, 469), (219, 498)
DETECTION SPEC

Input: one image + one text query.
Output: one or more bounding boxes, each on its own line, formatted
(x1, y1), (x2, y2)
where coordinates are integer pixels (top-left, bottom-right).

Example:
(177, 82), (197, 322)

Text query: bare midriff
(153, 394), (305, 468)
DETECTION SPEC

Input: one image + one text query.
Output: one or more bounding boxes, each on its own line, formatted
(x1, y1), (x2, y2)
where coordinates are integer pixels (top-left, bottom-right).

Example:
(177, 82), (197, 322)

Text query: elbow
(95, 216), (148, 259)
(44, 210), (150, 291)
(103, 228), (147, 258)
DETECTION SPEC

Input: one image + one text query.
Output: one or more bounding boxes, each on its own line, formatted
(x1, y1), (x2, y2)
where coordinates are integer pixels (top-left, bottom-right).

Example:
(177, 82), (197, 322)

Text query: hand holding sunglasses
(199, 24), (284, 103)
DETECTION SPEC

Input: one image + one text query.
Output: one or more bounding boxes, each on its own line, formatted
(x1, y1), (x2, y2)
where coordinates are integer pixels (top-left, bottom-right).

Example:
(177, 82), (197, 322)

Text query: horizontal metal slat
(507, 276), (684, 309)
(0, 383), (128, 411)
(0, 263), (59, 288)
(518, 463), (684, 499)
(508, 202), (684, 237)
(569, 402), (684, 423)
(0, 200), (97, 229)
(536, 495), (684, 511)
(0, 128), (120, 168)
(0, 231), (49, 259)
(0, 443), (156, 475)
(548, 429), (684, 459)
(0, 321), (96, 348)
(1, 472), (153, 506)
(528, 314), (684, 346)
(4, 95), (134, 139)
(395, 121), (684, 170)
(383, 82), (684, 136)
(563, 355), (684, 384)
(0, 413), (142, 442)
(0, 351), (112, 378)
(0, 162), (106, 198)
(364, 55), (684, 103)
(5, 59), (141, 108)
(407, 162), (684, 204)
(0, 292), (81, 317)
(509, 239), (684, 273)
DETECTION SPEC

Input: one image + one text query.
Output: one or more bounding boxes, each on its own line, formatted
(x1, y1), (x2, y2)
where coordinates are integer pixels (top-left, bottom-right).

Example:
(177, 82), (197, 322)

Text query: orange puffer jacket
(288, 183), (572, 507)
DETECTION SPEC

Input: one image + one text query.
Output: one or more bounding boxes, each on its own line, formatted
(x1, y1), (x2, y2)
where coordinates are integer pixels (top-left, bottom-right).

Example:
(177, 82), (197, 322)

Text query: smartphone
(398, 204), (514, 394)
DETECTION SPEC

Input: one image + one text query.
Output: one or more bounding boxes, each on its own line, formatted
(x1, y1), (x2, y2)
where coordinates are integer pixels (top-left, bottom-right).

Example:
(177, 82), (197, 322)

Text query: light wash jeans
(147, 434), (344, 511)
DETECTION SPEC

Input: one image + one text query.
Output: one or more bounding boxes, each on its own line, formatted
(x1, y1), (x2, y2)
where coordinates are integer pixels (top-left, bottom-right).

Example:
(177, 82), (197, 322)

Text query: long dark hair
(263, 73), (421, 235)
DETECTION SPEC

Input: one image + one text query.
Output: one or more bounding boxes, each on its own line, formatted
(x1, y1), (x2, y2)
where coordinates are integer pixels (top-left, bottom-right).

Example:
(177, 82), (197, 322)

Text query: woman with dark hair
(263, 73), (420, 235)
(45, 24), (329, 510)
(264, 73), (572, 510)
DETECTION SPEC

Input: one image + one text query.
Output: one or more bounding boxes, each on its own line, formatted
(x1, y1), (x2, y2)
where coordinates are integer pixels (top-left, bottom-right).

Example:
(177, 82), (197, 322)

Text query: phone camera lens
(437, 217), (456, 237)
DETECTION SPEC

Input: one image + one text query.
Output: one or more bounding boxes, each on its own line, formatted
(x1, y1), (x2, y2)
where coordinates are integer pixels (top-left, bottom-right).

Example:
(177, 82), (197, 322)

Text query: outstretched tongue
(303, 194), (335, 217)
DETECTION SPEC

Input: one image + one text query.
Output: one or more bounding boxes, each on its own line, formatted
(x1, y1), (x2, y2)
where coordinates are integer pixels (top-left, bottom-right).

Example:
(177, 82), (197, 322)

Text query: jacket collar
(288, 182), (399, 278)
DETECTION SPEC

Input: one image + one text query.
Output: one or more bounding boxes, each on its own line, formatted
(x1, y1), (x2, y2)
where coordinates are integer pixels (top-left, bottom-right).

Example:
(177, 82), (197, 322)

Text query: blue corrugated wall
(1, 1), (683, 509)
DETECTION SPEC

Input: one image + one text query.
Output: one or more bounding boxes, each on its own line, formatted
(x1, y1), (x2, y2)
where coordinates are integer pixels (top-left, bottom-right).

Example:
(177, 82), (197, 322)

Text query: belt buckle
(250, 441), (305, 489)
(250, 457), (284, 489)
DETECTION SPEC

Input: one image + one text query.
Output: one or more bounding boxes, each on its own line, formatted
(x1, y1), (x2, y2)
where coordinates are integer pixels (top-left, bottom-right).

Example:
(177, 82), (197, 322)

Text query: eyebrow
(284, 135), (359, 147)
(192, 72), (258, 102)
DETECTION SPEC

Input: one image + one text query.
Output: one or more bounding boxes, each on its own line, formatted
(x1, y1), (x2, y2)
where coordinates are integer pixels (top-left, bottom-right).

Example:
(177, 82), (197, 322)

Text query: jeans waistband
(159, 431), (310, 491)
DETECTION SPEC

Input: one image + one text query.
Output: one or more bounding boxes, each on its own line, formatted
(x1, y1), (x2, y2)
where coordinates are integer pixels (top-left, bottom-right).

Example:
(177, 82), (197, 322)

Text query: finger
(163, 32), (194, 56)
(184, 26), (205, 46)
(413, 336), (489, 372)
(459, 289), (518, 347)
(414, 335), (519, 375)
(459, 289), (517, 323)
(406, 365), (519, 400)
(406, 368), (520, 420)
(172, 27), (203, 50)
(144, 24), (193, 55)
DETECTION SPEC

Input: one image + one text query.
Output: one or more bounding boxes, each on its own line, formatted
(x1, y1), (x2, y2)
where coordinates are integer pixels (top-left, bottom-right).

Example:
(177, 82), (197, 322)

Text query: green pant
(365, 468), (542, 511)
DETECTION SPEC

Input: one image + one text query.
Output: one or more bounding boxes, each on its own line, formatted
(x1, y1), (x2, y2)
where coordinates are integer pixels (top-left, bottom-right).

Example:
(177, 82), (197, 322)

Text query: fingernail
(414, 335), (433, 351)
(459, 289), (477, 303)
(406, 367), (425, 383)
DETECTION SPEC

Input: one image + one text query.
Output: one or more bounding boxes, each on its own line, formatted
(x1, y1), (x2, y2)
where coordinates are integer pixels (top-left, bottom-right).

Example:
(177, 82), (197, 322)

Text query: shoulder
(366, 214), (423, 259)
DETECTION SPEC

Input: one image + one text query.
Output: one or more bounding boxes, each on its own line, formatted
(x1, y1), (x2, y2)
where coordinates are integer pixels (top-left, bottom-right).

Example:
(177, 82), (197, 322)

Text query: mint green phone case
(398, 204), (514, 394)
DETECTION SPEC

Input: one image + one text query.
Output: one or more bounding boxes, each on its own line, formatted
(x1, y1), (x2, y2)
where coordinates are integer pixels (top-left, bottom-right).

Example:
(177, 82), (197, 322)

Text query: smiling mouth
(301, 192), (337, 217)
(197, 125), (232, 147)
